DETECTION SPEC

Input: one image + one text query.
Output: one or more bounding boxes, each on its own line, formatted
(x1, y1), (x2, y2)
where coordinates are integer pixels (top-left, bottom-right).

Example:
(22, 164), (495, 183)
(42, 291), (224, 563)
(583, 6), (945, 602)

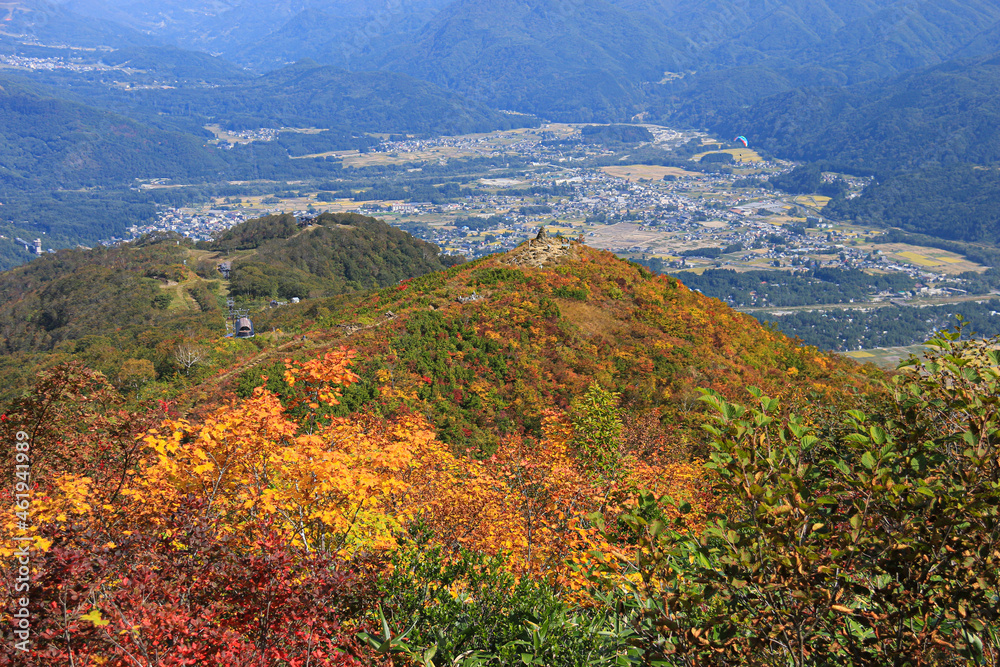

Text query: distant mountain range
(27, 0), (1000, 134)
(0, 0), (993, 247)
(49, 0), (1000, 123)
(61, 0), (453, 66)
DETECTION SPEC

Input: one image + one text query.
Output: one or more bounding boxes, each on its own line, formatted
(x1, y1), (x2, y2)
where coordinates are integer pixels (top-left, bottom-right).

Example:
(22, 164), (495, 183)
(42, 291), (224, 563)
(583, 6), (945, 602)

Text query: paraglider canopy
(733, 135), (749, 147)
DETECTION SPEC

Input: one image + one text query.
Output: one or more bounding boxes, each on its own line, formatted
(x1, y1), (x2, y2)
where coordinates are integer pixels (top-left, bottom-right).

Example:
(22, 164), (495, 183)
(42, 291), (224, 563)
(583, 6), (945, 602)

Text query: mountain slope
(127, 59), (534, 134)
(63, 0), (454, 65)
(0, 0), (157, 49)
(651, 0), (1000, 124)
(732, 53), (1000, 171)
(704, 53), (1000, 243)
(370, 0), (1000, 121)
(0, 77), (228, 188)
(248, 235), (873, 453)
(228, 3), (450, 72)
(0, 212), (460, 356)
(369, 0), (687, 120)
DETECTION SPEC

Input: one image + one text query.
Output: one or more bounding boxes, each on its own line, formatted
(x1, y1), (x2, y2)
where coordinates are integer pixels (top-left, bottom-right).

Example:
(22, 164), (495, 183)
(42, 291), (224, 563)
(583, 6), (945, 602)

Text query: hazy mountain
(1, 0), (155, 49)
(51, 0), (1000, 124)
(644, 0), (1000, 125)
(359, 0), (1000, 121)
(367, 0), (688, 121)
(62, 0), (453, 68)
(626, 0), (1000, 79)
(228, 1), (453, 71)
(0, 77), (227, 189)
(138, 59), (535, 134)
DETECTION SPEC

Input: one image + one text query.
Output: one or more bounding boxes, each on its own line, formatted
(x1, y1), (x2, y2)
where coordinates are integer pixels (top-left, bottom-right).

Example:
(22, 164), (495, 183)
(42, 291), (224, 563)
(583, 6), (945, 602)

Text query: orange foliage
(4, 348), (711, 593)
(283, 345), (359, 409)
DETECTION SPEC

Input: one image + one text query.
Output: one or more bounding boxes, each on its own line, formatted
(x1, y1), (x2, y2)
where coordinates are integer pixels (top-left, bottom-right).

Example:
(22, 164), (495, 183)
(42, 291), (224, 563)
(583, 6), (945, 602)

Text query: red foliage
(12, 497), (374, 667)
(0, 362), (166, 505)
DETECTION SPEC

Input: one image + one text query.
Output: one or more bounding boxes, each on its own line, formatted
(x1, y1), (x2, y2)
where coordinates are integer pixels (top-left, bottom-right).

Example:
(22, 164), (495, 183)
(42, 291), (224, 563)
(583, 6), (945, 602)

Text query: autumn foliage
(1, 245), (997, 665)
(1, 343), (707, 664)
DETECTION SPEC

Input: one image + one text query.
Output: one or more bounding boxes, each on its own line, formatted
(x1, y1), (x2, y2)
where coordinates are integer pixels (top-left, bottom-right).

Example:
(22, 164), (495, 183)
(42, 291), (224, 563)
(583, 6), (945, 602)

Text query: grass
(600, 165), (699, 181)
(692, 148), (763, 163)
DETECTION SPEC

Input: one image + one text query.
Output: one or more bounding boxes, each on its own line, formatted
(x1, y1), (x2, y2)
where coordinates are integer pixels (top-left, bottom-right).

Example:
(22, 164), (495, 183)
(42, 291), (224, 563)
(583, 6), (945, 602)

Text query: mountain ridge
(242, 235), (874, 453)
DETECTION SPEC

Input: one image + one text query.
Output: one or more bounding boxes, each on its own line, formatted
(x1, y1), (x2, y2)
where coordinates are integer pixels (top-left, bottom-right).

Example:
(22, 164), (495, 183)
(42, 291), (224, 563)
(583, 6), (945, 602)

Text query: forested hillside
(218, 212), (464, 300)
(827, 165), (1000, 242)
(139, 60), (534, 134)
(242, 239), (869, 453)
(2, 239), (997, 664)
(0, 60), (528, 190)
(0, 79), (227, 188)
(0, 240), (216, 356)
(371, 0), (686, 120)
(0, 213), (467, 404)
(729, 54), (1000, 171)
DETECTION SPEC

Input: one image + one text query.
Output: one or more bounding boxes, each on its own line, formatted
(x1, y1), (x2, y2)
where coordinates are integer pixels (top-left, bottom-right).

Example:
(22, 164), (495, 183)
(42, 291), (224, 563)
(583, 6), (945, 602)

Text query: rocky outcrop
(503, 228), (581, 268)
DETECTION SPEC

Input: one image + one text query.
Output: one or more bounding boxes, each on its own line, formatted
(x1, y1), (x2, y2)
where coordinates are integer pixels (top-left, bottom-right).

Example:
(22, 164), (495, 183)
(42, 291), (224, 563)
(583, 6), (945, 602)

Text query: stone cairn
(503, 226), (580, 268)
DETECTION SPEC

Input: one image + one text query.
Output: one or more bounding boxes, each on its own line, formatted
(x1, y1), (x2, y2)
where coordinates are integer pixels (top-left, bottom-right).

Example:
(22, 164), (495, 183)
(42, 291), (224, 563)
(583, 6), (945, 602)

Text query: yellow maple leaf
(80, 609), (110, 627)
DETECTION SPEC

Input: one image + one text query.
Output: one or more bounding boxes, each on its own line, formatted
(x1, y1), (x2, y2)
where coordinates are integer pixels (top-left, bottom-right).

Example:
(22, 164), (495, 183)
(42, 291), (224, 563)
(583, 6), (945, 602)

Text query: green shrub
(552, 286), (589, 300)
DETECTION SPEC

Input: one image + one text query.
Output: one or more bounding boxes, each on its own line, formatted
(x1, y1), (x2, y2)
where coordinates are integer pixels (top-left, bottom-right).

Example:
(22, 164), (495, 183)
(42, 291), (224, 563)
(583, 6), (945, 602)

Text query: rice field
(897, 251), (943, 267)
(845, 345), (928, 368)
(880, 243), (985, 274)
(341, 147), (481, 166)
(792, 195), (832, 209)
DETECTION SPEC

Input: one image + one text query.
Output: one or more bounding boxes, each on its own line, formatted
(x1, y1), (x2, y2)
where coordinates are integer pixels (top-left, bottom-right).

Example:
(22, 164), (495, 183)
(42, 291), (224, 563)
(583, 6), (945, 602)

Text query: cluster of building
(67, 124), (974, 306)
(221, 128), (281, 144)
(0, 54), (118, 73)
(125, 208), (258, 242)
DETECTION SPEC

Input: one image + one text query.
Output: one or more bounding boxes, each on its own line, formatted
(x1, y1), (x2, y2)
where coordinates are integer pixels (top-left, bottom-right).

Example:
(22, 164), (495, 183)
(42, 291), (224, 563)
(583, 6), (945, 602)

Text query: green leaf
(861, 451), (875, 469)
(845, 409), (867, 423)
